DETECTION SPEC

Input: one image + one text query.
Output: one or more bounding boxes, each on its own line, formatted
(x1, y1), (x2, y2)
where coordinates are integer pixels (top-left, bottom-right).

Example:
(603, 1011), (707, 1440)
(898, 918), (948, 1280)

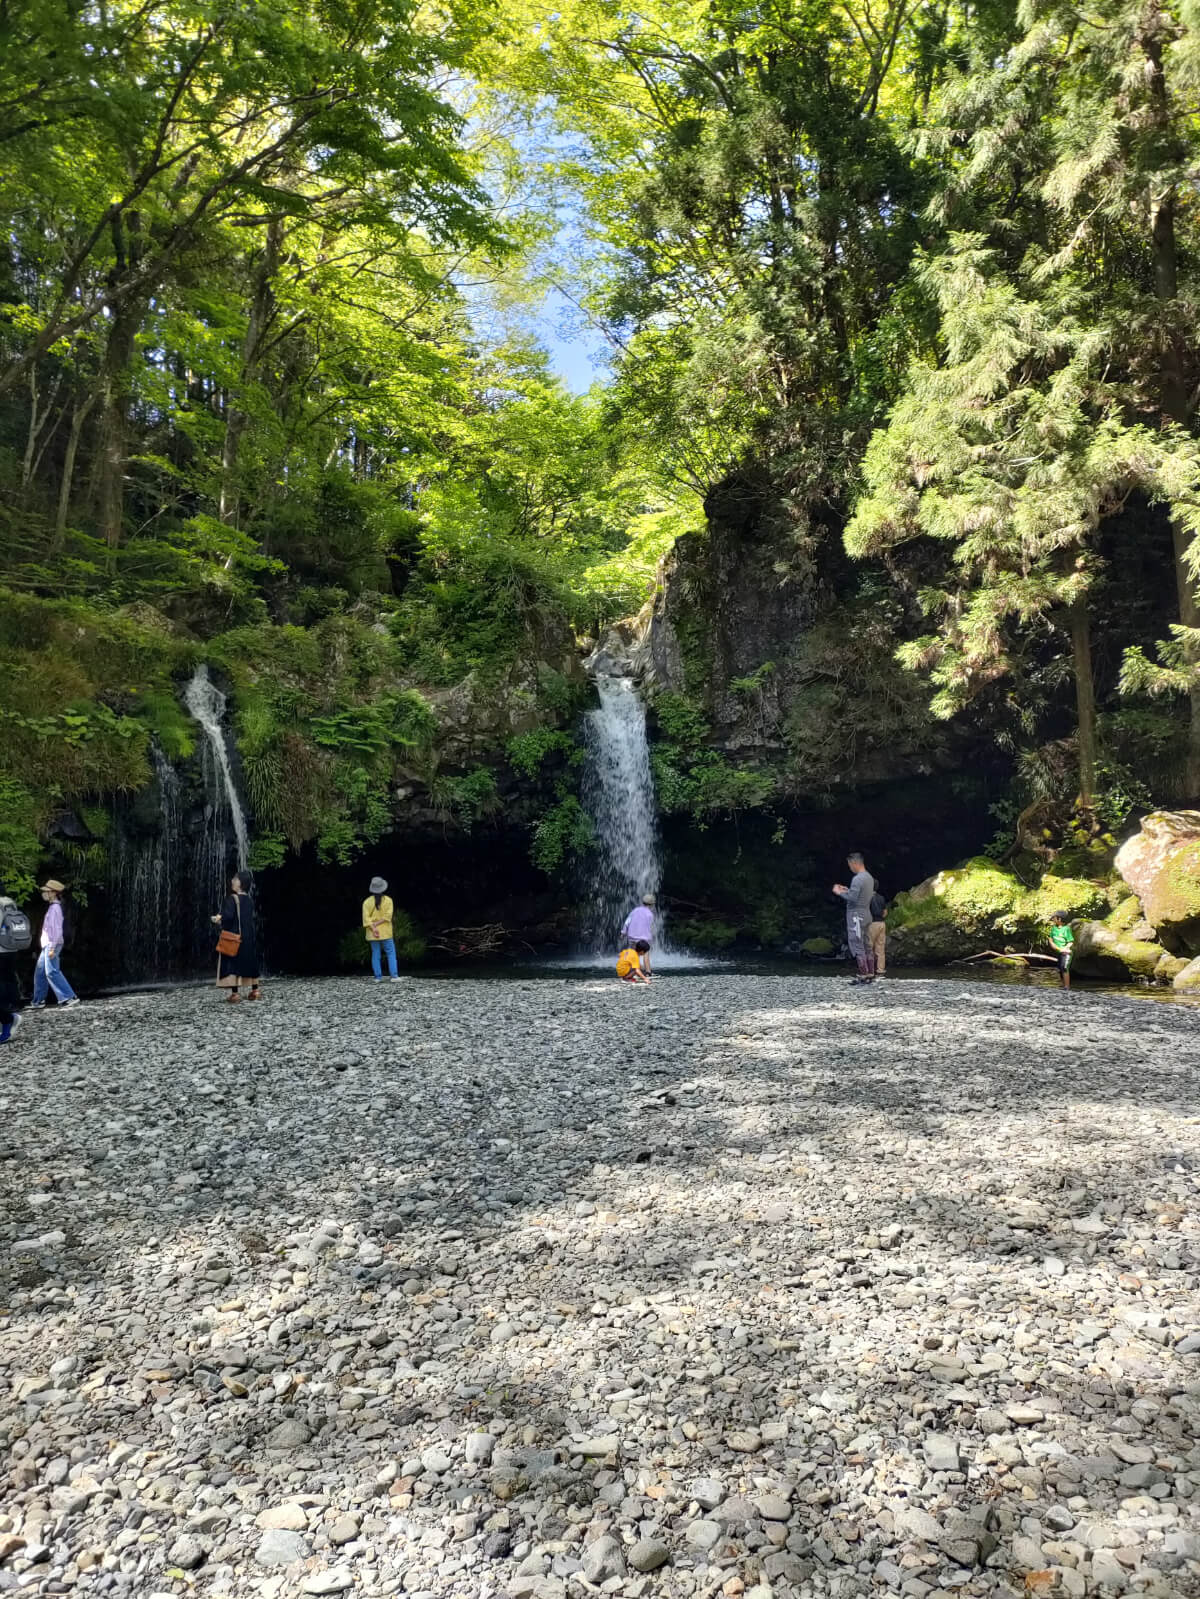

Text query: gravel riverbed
(2, 973), (1199, 1599)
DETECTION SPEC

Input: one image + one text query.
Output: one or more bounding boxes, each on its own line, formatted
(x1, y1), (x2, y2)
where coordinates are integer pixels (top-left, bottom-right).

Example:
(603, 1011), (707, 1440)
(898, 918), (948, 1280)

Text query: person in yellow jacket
(616, 939), (652, 984)
(363, 875), (400, 981)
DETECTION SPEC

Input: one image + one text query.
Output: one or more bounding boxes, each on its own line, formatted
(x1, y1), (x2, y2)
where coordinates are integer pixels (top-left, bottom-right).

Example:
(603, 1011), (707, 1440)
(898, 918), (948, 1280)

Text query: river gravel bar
(2, 974), (1200, 1599)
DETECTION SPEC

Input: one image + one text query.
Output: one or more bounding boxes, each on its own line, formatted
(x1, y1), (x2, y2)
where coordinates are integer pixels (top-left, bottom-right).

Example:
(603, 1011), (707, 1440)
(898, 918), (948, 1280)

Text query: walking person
(867, 884), (888, 981)
(620, 894), (657, 974)
(30, 879), (80, 1010)
(363, 876), (401, 982)
(833, 851), (876, 985)
(211, 871), (261, 1004)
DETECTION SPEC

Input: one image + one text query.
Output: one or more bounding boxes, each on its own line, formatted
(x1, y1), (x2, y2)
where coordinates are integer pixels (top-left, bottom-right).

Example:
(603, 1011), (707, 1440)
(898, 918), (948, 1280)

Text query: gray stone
(466, 1431), (496, 1465)
(684, 1520), (723, 1551)
(328, 1513), (358, 1546)
(266, 1418), (311, 1450)
(690, 1477), (725, 1511)
(421, 1446), (452, 1474)
(628, 1538), (670, 1573)
(923, 1432), (961, 1473)
(167, 1535), (205, 1571)
(581, 1535), (625, 1582)
(752, 1493), (792, 1522)
(255, 1528), (309, 1567)
(301, 1573), (355, 1596)
(257, 1503), (308, 1531)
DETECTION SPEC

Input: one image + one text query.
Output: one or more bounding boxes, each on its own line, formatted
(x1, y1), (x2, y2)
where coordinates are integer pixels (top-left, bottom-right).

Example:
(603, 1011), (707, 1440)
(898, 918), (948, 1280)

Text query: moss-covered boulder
(1072, 920), (1167, 981)
(1157, 953), (1190, 982)
(800, 936), (834, 957)
(888, 857), (1106, 964)
(1115, 811), (1200, 956)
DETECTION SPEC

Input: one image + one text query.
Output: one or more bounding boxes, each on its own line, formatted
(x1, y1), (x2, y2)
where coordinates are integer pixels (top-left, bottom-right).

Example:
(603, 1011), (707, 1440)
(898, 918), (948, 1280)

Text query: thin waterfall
(184, 664), (250, 874)
(580, 674), (666, 951)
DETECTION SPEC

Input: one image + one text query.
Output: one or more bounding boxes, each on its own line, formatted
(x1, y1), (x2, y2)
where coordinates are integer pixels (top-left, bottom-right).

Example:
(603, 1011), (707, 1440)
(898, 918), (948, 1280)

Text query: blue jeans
(34, 949), (77, 1004)
(370, 938), (397, 979)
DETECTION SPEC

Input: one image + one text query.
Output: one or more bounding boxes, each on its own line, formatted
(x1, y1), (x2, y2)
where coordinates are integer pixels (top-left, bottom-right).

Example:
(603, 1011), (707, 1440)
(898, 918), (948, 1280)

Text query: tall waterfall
(581, 674), (665, 950)
(184, 664), (250, 878)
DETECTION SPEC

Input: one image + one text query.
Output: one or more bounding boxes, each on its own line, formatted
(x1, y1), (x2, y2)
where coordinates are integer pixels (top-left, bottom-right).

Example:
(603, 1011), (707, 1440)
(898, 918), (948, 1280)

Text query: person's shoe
(247, 988), (261, 1001)
(28, 1001), (45, 1010)
(60, 998), (81, 1009)
(390, 975), (404, 982)
(9, 1013), (21, 1035)
(0, 1024), (9, 1044)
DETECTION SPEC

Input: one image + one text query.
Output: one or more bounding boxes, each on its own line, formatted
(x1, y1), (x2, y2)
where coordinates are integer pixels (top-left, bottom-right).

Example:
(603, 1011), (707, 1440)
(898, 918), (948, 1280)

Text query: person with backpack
(0, 883), (31, 1042)
(867, 885), (888, 980)
(30, 879), (80, 1010)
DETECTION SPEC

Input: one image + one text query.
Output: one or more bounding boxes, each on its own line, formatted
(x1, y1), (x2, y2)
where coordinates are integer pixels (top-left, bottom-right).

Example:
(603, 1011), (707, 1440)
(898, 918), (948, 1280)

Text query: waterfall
(184, 666), (251, 967)
(110, 744), (182, 982)
(581, 674), (666, 951)
(184, 664), (250, 877)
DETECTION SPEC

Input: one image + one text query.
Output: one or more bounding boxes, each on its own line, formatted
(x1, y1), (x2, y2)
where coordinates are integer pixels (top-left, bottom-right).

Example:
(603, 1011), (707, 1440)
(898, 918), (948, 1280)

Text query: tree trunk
(53, 391), (97, 550)
(94, 301), (141, 548)
(220, 217), (283, 526)
(1069, 597), (1097, 807)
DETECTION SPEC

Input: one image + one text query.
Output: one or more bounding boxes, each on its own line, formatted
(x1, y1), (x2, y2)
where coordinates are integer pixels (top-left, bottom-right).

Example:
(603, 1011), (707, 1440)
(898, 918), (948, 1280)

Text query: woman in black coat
(211, 871), (261, 1003)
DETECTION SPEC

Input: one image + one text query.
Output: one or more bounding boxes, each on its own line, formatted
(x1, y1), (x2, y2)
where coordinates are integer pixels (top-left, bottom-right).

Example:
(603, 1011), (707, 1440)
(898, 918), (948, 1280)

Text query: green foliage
(530, 797), (594, 875)
(674, 917), (737, 951)
(430, 768), (500, 830)
(336, 912), (425, 969)
(506, 728), (577, 779)
(0, 781), (41, 899)
(650, 693), (775, 823)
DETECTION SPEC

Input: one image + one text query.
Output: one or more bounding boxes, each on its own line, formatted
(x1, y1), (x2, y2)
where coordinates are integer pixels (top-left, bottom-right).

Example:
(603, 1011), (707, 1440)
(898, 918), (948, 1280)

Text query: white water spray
(580, 674), (666, 951)
(184, 665), (250, 873)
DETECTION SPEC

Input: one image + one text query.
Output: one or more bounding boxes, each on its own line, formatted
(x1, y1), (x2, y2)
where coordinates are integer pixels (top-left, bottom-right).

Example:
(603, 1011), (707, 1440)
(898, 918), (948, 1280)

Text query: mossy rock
(889, 858), (1105, 963)
(1173, 955), (1200, 990)
(1156, 953), (1190, 983)
(1073, 921), (1167, 981)
(800, 936), (834, 957)
(1003, 876), (1107, 933)
(1103, 894), (1150, 935)
(1115, 811), (1200, 955)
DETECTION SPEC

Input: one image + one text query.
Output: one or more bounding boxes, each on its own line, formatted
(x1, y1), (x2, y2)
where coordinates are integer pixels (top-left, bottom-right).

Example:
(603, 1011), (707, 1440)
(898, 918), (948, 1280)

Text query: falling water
(580, 673), (666, 951)
(110, 744), (182, 981)
(184, 666), (250, 959)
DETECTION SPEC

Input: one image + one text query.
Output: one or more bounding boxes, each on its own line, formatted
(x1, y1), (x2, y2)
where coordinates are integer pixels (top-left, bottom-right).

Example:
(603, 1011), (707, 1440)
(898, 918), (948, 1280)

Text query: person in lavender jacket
(620, 894), (657, 974)
(31, 879), (80, 1009)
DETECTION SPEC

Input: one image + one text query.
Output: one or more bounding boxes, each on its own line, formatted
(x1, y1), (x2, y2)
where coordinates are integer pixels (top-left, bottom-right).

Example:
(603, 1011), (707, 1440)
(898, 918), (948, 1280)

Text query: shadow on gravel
(0, 976), (1197, 1592)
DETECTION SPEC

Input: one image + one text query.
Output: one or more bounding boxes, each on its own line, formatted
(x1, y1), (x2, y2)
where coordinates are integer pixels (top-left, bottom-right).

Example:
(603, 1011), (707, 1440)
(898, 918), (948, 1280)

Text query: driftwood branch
(960, 950), (1057, 964)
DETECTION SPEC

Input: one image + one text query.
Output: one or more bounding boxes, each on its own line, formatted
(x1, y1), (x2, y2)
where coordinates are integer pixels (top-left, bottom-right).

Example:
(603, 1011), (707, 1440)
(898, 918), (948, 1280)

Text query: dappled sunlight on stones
(0, 974), (1197, 1598)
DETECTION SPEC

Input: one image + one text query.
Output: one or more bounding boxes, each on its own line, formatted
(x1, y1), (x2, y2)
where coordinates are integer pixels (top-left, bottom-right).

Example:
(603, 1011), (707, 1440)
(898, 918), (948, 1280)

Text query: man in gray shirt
(833, 851), (876, 985)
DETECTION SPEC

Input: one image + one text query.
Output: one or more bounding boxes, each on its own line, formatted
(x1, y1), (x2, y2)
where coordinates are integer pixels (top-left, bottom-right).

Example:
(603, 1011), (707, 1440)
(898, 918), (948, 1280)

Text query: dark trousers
(0, 954), (21, 1025)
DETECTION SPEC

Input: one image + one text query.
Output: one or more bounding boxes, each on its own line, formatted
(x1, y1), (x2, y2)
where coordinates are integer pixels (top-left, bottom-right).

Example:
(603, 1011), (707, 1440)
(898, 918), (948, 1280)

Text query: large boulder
(888, 858), (1106, 964)
(1072, 919), (1166, 981)
(1115, 811), (1200, 955)
(1174, 955), (1200, 990)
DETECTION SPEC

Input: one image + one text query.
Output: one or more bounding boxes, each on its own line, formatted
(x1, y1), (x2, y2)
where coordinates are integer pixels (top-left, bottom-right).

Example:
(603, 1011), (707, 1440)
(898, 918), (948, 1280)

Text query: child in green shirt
(1048, 912), (1075, 989)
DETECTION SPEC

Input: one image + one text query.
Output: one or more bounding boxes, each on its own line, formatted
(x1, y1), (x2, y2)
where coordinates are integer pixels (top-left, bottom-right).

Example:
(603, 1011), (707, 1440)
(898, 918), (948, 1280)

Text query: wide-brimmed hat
(40, 879), (65, 894)
(369, 876), (388, 894)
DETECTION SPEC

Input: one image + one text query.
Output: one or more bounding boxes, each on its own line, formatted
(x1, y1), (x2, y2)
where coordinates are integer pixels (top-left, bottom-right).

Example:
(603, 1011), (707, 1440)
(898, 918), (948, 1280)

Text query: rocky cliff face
(636, 471), (984, 794)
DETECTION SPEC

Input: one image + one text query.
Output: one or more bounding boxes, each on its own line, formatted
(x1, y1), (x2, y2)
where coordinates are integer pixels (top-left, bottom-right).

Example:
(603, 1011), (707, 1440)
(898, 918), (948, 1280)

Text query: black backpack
(0, 899), (33, 954)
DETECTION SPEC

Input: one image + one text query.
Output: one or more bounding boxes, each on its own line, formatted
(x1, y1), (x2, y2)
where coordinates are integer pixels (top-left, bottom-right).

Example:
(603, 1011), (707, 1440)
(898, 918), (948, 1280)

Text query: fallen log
(954, 950), (1059, 966)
